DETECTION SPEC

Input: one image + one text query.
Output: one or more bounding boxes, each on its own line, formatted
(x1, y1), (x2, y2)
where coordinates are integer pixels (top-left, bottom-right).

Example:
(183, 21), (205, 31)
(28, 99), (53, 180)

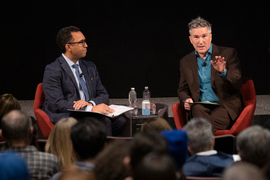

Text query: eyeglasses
(68, 39), (87, 46)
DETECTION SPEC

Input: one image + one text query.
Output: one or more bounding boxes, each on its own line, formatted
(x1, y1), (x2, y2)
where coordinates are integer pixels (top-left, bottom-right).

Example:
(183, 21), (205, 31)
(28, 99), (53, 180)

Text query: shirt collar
(196, 149), (217, 156)
(195, 43), (212, 57)
(62, 53), (79, 67)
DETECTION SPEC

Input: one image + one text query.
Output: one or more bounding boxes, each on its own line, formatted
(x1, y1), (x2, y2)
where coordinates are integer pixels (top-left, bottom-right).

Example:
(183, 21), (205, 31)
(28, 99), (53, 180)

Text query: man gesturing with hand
(177, 17), (242, 132)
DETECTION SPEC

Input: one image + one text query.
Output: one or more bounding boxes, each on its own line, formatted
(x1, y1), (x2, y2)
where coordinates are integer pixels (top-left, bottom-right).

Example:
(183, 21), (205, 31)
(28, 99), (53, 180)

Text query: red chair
(33, 83), (54, 138)
(172, 78), (256, 136)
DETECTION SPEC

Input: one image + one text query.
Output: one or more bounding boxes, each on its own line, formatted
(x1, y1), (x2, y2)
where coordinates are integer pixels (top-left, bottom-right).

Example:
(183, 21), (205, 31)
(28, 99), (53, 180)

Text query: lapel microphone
(80, 73), (83, 77)
(202, 61), (207, 67)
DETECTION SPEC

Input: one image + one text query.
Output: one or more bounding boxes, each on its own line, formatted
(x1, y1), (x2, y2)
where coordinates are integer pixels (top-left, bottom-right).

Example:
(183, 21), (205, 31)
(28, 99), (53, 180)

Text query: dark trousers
(191, 103), (232, 132)
(70, 112), (126, 136)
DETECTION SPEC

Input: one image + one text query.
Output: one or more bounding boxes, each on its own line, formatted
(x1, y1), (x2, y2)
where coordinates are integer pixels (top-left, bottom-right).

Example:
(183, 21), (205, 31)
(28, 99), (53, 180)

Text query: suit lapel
(211, 44), (220, 87)
(59, 56), (79, 91)
(189, 53), (200, 90)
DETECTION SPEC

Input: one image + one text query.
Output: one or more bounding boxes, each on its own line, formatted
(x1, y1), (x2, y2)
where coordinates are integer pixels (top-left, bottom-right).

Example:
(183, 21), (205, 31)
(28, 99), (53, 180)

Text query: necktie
(72, 64), (90, 101)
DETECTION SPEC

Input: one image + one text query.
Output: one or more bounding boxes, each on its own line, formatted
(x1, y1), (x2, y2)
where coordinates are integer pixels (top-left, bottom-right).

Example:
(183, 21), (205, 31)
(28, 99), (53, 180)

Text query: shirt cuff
(218, 69), (227, 79)
(89, 100), (96, 106)
(85, 105), (93, 112)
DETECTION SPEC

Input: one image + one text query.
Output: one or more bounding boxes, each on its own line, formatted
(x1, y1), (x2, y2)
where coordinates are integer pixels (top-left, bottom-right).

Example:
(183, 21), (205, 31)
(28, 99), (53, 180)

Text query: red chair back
(33, 83), (54, 138)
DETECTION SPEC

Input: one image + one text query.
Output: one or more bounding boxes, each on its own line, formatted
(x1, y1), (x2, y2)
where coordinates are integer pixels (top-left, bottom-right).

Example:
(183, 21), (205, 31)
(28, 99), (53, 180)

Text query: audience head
(161, 129), (188, 169)
(0, 94), (21, 128)
(0, 152), (30, 180)
(183, 118), (214, 155)
(1, 110), (32, 146)
(188, 16), (212, 35)
(45, 117), (77, 169)
(236, 125), (270, 168)
(132, 152), (177, 180)
(94, 139), (130, 180)
(126, 132), (168, 172)
(70, 117), (106, 161)
(141, 117), (172, 133)
(56, 26), (81, 53)
(223, 162), (266, 180)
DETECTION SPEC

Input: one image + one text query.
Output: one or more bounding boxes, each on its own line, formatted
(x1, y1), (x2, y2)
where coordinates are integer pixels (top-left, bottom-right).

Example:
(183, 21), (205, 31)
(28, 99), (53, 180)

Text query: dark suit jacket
(177, 44), (242, 121)
(183, 151), (234, 177)
(42, 55), (109, 123)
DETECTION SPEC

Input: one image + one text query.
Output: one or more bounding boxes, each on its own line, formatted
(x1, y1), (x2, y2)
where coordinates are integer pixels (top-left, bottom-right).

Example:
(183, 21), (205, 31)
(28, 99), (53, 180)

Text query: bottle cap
(145, 86), (148, 89)
(131, 87), (135, 90)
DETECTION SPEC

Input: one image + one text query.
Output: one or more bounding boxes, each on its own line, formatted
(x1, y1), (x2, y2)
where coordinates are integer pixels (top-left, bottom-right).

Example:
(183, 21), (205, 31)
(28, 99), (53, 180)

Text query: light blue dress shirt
(196, 44), (227, 102)
(62, 54), (94, 111)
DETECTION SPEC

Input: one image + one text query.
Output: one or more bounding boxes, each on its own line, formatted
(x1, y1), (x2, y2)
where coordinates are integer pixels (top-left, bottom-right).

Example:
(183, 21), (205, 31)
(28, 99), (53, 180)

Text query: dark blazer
(177, 44), (242, 121)
(42, 55), (109, 123)
(183, 151), (234, 177)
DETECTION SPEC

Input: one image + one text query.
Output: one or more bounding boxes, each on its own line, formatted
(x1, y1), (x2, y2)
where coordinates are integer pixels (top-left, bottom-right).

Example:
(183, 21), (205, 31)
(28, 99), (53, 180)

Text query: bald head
(1, 110), (31, 143)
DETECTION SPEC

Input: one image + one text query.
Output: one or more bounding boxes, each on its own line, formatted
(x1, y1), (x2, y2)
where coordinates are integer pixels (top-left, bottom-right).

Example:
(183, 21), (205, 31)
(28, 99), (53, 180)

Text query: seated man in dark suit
(42, 26), (126, 136)
(182, 118), (239, 177)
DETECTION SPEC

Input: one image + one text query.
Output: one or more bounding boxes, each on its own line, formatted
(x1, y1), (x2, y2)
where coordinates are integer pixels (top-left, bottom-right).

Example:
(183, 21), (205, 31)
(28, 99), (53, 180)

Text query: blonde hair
(0, 94), (21, 121)
(141, 118), (172, 133)
(45, 117), (77, 169)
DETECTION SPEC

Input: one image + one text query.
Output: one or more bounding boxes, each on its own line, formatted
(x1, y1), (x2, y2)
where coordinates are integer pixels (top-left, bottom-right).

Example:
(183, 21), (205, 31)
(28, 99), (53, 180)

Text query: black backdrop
(1, 1), (269, 100)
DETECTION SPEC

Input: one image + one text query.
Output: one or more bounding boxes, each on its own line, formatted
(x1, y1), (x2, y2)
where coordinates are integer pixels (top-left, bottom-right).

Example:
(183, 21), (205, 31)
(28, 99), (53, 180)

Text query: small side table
(124, 103), (168, 136)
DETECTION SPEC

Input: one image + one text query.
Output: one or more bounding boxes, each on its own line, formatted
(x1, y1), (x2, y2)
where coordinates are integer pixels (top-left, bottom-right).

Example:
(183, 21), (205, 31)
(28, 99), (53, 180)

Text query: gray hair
(183, 118), (213, 153)
(223, 162), (266, 180)
(188, 17), (212, 35)
(236, 125), (270, 168)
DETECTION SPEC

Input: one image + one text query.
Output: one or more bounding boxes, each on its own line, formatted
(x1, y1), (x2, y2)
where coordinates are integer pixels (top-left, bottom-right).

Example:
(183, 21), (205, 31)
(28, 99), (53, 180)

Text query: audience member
(141, 117), (172, 133)
(45, 117), (77, 169)
(0, 110), (60, 180)
(0, 94), (21, 123)
(94, 139), (130, 180)
(223, 162), (266, 180)
(0, 94), (21, 141)
(51, 117), (107, 180)
(0, 152), (30, 180)
(161, 129), (188, 180)
(183, 118), (238, 177)
(236, 125), (270, 169)
(132, 152), (177, 180)
(123, 132), (168, 178)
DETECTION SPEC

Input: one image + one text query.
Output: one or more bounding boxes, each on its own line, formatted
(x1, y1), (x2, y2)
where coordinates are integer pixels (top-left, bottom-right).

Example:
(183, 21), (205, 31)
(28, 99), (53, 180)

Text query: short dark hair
(130, 132), (168, 168)
(1, 110), (31, 143)
(133, 152), (177, 180)
(56, 26), (81, 53)
(70, 117), (106, 160)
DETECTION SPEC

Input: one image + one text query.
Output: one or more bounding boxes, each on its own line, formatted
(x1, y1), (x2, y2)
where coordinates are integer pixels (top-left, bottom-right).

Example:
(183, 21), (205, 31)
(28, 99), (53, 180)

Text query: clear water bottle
(129, 87), (138, 115)
(142, 86), (151, 115)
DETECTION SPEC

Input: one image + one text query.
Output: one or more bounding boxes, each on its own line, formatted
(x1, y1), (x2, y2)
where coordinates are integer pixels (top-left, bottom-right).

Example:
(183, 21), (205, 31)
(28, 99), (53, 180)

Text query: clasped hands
(211, 55), (226, 73)
(73, 100), (114, 114)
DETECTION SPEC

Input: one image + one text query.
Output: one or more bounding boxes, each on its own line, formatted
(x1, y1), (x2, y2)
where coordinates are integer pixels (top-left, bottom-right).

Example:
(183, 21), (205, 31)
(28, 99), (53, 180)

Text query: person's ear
(123, 156), (132, 175)
(187, 145), (194, 155)
(0, 129), (4, 140)
(65, 44), (71, 52)
(211, 136), (215, 149)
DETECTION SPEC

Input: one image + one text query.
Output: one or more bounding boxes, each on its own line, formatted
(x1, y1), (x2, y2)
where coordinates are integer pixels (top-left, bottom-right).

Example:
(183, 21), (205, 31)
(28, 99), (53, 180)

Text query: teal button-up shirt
(196, 44), (227, 102)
